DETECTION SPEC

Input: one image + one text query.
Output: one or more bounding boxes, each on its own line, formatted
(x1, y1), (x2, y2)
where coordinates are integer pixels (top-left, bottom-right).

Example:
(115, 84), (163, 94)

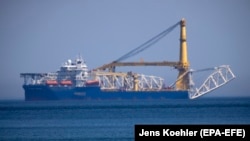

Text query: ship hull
(23, 85), (189, 101)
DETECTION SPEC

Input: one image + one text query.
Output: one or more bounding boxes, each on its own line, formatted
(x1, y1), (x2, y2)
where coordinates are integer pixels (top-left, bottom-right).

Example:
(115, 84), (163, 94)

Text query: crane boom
(95, 61), (179, 71)
(94, 20), (182, 71)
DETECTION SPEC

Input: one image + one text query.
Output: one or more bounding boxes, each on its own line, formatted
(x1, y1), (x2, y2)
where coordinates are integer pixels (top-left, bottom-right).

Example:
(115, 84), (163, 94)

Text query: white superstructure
(20, 55), (89, 87)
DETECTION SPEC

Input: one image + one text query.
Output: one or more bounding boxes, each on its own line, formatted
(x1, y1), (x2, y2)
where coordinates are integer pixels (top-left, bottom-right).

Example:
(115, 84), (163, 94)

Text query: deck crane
(95, 20), (180, 72)
(92, 18), (235, 98)
(95, 19), (189, 90)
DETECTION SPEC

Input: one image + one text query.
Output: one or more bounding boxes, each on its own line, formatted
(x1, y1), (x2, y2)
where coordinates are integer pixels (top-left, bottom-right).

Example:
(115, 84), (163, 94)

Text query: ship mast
(176, 18), (190, 90)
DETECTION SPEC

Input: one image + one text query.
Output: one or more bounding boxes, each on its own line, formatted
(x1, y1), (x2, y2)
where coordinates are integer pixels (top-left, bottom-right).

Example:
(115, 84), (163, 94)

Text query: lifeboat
(46, 80), (58, 85)
(86, 80), (99, 86)
(60, 80), (72, 85)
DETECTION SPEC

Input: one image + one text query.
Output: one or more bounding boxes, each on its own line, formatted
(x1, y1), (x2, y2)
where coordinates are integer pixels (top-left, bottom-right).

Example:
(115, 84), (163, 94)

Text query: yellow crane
(94, 18), (189, 91)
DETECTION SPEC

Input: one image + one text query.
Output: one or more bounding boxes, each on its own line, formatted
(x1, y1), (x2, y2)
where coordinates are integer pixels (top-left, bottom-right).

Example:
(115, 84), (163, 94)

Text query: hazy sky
(0, 0), (249, 100)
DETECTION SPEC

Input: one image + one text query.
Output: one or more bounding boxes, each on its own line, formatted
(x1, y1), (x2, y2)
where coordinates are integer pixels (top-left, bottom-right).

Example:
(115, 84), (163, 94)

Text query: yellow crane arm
(95, 61), (179, 71)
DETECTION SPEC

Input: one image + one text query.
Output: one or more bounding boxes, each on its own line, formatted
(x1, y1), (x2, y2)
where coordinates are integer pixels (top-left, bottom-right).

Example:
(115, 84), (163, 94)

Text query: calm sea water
(0, 97), (250, 140)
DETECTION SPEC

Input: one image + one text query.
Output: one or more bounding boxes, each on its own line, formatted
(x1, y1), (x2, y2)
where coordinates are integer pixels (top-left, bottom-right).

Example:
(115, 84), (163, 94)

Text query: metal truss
(138, 74), (164, 91)
(189, 65), (236, 99)
(93, 71), (164, 91)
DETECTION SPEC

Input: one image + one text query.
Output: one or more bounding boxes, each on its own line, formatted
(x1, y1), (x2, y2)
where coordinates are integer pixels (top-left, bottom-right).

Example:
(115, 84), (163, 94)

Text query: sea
(0, 97), (250, 141)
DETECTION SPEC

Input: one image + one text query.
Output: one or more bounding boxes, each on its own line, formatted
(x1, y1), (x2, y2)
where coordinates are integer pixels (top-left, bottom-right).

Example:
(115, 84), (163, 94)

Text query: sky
(0, 0), (249, 100)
